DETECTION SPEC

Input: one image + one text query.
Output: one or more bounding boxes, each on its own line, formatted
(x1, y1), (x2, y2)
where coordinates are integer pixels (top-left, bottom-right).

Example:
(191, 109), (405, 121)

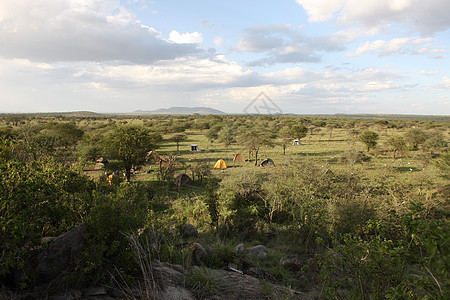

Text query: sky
(0, 0), (449, 115)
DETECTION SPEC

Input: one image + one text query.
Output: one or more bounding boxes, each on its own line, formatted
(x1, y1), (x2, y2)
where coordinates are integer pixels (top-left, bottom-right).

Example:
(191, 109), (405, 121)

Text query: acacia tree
(217, 125), (236, 151)
(291, 124), (308, 142)
(385, 136), (408, 159)
(171, 133), (186, 152)
(278, 126), (292, 155)
(404, 129), (428, 149)
(105, 125), (162, 181)
(358, 130), (379, 152)
(238, 126), (275, 166)
(51, 122), (84, 147)
(205, 125), (222, 145)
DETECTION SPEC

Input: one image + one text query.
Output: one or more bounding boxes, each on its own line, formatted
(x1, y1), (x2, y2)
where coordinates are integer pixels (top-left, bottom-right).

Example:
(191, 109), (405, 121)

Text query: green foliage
(171, 133), (186, 152)
(423, 135), (448, 151)
(340, 149), (370, 166)
(218, 169), (268, 236)
(402, 202), (449, 297)
(358, 130), (379, 152)
(237, 125), (275, 165)
(203, 182), (220, 231)
(0, 159), (94, 278)
(320, 232), (410, 299)
(290, 124), (308, 141)
(205, 125), (222, 144)
(385, 135), (408, 159)
(263, 165), (332, 243)
(435, 151), (450, 180)
(0, 114), (448, 296)
(320, 204), (449, 299)
(80, 183), (152, 283)
(217, 125), (236, 150)
(48, 122), (84, 147)
(104, 125), (162, 181)
(0, 127), (15, 140)
(278, 126), (293, 154)
(0, 138), (15, 163)
(185, 266), (224, 298)
(404, 129), (429, 149)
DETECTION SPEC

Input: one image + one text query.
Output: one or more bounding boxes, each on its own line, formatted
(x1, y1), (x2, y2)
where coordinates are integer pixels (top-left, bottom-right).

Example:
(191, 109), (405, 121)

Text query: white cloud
(297, 0), (450, 35)
(168, 30), (203, 44)
(0, 0), (203, 63)
(237, 24), (350, 66)
(347, 37), (435, 57)
(419, 70), (440, 76)
(296, 0), (345, 22)
(433, 76), (450, 90)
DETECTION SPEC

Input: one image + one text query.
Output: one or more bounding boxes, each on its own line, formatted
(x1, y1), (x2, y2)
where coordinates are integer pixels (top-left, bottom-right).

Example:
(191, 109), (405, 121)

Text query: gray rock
(280, 254), (316, 272)
(191, 242), (207, 265)
(184, 223), (198, 238)
(245, 245), (268, 258)
(152, 261), (185, 287)
(158, 286), (195, 300)
(49, 290), (82, 300)
(280, 256), (304, 271)
(36, 223), (87, 278)
(83, 287), (108, 297)
(247, 267), (268, 279)
(233, 243), (245, 254)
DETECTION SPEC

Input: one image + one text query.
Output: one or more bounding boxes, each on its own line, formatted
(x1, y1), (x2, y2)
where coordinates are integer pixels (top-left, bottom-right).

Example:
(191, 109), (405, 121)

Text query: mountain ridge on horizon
(132, 106), (225, 115)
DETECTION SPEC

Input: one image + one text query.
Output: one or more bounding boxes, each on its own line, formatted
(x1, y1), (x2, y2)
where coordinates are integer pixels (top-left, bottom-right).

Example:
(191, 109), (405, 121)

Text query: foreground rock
(36, 223), (87, 280)
(233, 243), (268, 258)
(184, 223), (199, 238)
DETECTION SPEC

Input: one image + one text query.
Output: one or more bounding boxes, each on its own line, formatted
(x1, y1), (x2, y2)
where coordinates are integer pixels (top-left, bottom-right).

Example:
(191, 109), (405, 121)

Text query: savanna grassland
(0, 113), (449, 299)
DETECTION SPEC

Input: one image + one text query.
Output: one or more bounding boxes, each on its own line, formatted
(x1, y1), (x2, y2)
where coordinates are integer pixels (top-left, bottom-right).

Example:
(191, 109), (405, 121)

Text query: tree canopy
(238, 126), (275, 165)
(104, 125), (162, 181)
(358, 130), (379, 152)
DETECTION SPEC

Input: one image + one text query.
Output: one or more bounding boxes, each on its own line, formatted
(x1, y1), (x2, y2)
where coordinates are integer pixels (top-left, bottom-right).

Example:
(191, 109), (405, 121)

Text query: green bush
(79, 182), (152, 284)
(0, 158), (94, 283)
(217, 169), (268, 236)
(185, 266), (224, 298)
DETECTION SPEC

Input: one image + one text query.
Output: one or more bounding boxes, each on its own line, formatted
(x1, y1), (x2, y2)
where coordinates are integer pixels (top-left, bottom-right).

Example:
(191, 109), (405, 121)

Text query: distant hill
(133, 107), (225, 115)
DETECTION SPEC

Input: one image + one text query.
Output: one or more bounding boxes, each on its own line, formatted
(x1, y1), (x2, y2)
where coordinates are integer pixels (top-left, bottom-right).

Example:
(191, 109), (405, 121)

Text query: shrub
(0, 158), (94, 286)
(358, 130), (379, 152)
(218, 169), (268, 236)
(79, 182), (152, 284)
(185, 266), (224, 298)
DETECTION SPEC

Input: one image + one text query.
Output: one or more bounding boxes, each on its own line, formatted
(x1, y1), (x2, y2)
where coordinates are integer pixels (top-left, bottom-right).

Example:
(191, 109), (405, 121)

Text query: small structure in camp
(232, 153), (245, 162)
(146, 150), (166, 164)
(174, 174), (192, 187)
(214, 159), (227, 169)
(96, 157), (108, 164)
(94, 157), (108, 170)
(292, 140), (302, 146)
(260, 158), (275, 167)
(190, 144), (200, 151)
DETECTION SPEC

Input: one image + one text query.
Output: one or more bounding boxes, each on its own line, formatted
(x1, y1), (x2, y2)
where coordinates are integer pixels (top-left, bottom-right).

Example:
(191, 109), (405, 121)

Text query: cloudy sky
(1, 0), (449, 114)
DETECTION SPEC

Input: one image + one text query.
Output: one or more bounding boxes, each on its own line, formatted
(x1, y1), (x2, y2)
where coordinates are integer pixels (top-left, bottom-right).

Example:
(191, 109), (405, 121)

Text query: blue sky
(0, 0), (449, 114)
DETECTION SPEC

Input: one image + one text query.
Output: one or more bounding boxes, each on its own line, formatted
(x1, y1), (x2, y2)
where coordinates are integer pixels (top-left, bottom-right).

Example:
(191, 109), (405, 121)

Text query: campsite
(0, 113), (449, 299)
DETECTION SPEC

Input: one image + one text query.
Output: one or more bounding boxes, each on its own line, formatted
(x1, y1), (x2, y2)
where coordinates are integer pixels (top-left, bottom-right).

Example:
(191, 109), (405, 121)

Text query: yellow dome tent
(214, 159), (227, 169)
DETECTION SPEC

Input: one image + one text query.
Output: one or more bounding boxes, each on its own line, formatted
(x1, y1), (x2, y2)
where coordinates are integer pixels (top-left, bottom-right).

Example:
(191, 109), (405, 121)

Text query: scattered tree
(171, 133), (187, 152)
(205, 125), (222, 145)
(291, 124), (308, 142)
(217, 126), (236, 151)
(358, 130), (379, 152)
(238, 126), (275, 166)
(105, 125), (162, 181)
(385, 136), (408, 159)
(404, 129), (428, 149)
(435, 151), (450, 180)
(278, 126), (292, 155)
